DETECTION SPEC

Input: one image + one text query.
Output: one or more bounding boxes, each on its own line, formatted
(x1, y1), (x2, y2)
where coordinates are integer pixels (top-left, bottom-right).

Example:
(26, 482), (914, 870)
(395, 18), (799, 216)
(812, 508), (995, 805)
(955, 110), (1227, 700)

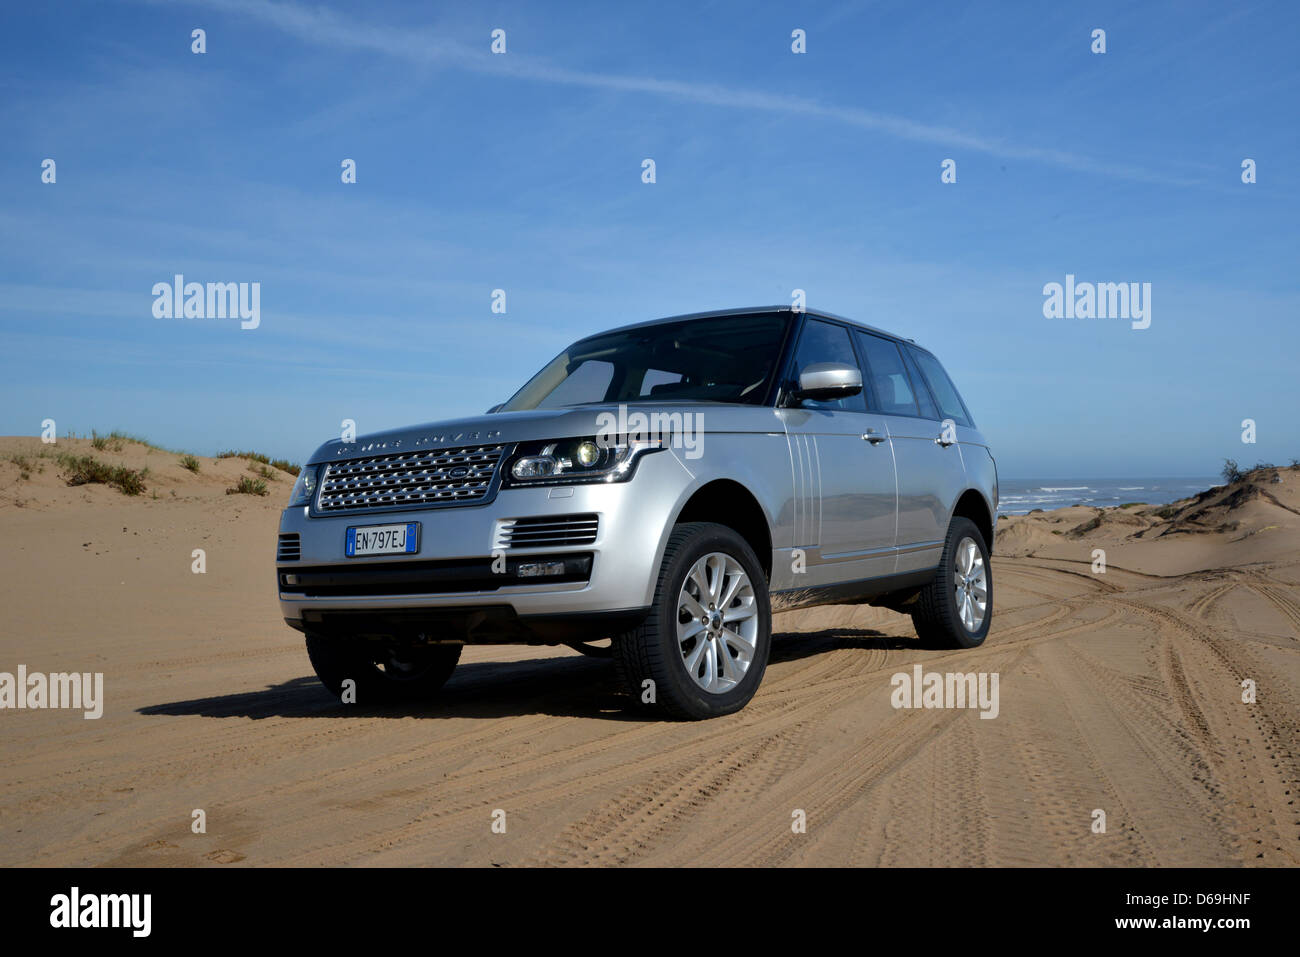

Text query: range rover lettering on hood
(333, 430), (504, 456)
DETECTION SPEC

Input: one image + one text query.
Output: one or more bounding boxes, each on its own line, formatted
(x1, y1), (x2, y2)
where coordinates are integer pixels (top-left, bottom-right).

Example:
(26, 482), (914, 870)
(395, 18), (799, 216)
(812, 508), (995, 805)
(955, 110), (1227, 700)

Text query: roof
(579, 305), (916, 346)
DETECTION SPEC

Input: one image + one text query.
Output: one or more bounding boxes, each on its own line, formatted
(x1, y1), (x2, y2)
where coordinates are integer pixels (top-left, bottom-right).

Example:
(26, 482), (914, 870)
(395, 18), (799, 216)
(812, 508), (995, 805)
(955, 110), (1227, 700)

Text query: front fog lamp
(288, 466), (318, 506)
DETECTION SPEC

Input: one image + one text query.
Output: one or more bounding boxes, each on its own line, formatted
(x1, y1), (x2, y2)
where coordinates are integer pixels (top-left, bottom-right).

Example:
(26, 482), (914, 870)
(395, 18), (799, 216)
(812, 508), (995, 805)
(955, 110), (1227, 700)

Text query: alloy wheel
(675, 551), (759, 694)
(952, 536), (988, 632)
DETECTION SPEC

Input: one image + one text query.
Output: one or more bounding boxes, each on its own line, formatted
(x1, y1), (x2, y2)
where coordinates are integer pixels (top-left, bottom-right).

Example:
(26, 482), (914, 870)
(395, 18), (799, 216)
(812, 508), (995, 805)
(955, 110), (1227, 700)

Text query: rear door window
(900, 348), (940, 419)
(854, 332), (919, 417)
(908, 348), (972, 427)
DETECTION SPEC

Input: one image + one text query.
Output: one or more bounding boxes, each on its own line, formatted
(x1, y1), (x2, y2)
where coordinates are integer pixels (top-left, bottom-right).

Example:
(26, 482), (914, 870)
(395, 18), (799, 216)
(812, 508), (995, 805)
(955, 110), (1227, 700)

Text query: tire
(911, 516), (992, 649)
(305, 633), (462, 704)
(613, 522), (771, 719)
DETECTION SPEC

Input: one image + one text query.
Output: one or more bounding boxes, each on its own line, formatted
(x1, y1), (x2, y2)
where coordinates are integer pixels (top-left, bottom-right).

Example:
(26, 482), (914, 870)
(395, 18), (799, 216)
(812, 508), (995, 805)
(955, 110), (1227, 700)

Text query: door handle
(862, 430), (886, 444)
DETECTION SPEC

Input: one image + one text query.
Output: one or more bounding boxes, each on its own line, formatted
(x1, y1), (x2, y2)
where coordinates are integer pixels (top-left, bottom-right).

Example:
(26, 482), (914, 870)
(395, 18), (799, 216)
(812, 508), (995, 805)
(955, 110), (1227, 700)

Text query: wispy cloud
(156, 0), (1201, 187)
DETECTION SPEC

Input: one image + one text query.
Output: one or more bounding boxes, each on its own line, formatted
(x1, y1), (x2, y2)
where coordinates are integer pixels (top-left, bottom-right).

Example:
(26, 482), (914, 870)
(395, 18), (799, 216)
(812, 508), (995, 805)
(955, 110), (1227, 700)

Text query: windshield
(499, 313), (791, 411)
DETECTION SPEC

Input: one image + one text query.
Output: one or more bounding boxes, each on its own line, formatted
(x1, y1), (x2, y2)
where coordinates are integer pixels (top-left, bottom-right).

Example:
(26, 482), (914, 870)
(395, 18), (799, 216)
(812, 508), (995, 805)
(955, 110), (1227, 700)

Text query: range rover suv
(277, 307), (997, 719)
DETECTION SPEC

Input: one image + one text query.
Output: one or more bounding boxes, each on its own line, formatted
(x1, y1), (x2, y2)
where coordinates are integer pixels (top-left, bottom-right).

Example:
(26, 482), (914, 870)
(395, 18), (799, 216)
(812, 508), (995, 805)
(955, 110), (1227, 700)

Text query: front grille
(316, 444), (507, 512)
(497, 513), (599, 549)
(277, 533), (301, 561)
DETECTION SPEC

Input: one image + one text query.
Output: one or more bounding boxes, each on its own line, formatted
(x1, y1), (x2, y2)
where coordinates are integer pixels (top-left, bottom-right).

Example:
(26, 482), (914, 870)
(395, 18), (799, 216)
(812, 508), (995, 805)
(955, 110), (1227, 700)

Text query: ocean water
(997, 477), (1219, 515)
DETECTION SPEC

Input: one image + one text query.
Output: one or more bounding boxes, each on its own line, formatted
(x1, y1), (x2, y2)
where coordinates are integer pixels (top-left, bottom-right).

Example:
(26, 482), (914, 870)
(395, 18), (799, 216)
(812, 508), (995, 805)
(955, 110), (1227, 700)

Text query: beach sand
(1, 436), (1296, 866)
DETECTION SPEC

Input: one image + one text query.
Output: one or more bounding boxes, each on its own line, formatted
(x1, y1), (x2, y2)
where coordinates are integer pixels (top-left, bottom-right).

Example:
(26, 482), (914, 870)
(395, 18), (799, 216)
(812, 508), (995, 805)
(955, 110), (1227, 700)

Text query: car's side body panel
(770, 406), (897, 588)
(886, 412), (966, 573)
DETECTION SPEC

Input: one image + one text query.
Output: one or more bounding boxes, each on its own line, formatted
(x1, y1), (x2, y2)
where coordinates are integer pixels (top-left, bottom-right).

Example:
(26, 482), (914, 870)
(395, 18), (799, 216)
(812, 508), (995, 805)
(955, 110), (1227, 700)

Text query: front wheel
(305, 634), (462, 704)
(911, 516), (992, 649)
(614, 522), (771, 719)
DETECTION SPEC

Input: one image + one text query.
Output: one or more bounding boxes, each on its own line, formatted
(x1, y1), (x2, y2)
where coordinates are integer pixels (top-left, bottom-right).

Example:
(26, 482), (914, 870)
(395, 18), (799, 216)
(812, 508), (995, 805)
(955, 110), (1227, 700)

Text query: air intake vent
(497, 513), (599, 549)
(277, 533), (301, 562)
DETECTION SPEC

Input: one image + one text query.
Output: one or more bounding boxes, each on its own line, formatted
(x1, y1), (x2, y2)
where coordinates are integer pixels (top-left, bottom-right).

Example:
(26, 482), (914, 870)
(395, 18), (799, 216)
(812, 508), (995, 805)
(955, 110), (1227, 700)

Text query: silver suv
(276, 307), (997, 719)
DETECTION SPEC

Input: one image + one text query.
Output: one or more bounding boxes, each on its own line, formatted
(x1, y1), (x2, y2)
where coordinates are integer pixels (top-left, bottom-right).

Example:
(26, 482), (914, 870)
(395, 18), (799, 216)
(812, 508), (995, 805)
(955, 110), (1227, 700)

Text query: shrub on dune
(226, 476), (269, 496)
(58, 453), (147, 496)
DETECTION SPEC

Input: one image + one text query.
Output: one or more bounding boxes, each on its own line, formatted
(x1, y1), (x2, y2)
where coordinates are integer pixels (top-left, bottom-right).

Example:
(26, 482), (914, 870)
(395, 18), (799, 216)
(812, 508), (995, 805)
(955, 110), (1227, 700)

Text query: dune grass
(218, 449), (299, 476)
(6, 450), (55, 477)
(219, 449), (270, 465)
(87, 429), (169, 453)
(226, 475), (269, 496)
(7, 430), (301, 500)
(90, 429), (125, 452)
(57, 453), (148, 496)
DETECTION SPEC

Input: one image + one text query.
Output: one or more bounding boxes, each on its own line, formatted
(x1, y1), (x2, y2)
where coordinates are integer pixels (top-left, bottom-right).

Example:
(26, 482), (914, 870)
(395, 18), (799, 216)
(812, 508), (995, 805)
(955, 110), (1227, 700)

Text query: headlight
(287, 465), (319, 506)
(504, 437), (662, 486)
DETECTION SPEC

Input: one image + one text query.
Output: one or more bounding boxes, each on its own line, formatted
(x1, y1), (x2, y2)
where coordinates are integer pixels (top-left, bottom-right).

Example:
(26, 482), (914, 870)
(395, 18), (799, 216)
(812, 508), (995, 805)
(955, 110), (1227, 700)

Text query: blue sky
(1, 0), (1296, 478)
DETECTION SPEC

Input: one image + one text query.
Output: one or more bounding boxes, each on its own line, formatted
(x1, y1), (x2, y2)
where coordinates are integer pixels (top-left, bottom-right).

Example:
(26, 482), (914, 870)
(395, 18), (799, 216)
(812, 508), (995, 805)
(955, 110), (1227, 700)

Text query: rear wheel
(911, 516), (992, 649)
(305, 633), (462, 704)
(614, 522), (771, 719)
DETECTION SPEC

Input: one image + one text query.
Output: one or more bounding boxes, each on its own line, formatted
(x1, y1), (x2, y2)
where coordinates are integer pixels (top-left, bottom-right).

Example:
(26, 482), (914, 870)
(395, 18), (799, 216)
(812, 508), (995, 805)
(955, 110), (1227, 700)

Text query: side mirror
(485, 403), (503, 414)
(795, 362), (863, 401)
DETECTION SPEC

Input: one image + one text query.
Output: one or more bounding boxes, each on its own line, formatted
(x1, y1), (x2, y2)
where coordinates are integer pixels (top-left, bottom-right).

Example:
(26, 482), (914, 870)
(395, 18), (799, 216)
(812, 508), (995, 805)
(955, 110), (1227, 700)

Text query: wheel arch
(670, 479), (774, 582)
(950, 487), (994, 550)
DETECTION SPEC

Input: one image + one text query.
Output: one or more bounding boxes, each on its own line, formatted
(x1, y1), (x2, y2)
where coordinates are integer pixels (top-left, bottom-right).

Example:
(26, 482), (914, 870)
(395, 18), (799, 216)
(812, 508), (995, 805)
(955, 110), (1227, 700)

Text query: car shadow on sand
(137, 627), (914, 722)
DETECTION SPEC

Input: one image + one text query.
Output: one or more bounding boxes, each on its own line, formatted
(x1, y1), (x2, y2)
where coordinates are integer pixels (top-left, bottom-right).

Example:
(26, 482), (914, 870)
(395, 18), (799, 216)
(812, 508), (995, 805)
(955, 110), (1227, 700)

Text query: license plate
(345, 522), (420, 558)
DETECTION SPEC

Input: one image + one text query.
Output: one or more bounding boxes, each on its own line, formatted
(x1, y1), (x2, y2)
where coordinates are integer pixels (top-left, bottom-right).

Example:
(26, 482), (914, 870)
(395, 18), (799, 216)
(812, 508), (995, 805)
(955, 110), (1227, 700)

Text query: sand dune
(1, 437), (1297, 866)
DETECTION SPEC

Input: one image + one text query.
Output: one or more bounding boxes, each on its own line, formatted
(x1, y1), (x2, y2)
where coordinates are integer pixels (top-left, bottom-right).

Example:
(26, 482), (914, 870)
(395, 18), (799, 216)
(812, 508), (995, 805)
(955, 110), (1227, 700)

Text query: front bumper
(275, 450), (689, 640)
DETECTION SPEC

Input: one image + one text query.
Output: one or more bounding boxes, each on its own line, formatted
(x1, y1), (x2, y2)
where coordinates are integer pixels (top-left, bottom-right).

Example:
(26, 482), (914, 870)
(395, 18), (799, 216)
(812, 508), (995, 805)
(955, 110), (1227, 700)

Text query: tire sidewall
(944, 518), (992, 646)
(652, 524), (771, 718)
